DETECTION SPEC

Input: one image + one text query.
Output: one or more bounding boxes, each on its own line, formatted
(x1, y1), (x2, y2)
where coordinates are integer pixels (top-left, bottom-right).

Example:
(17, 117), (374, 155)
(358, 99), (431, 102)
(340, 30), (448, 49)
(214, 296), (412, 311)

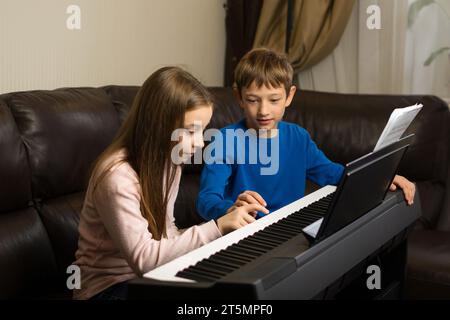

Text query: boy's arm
(305, 132), (344, 187)
(196, 162), (235, 221)
(303, 132), (416, 205)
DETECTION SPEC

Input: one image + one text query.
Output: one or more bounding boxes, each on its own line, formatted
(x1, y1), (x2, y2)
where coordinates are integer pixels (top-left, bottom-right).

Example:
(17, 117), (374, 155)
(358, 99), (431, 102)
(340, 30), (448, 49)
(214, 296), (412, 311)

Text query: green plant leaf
(424, 47), (450, 66)
(408, 0), (435, 28)
(435, 0), (450, 20)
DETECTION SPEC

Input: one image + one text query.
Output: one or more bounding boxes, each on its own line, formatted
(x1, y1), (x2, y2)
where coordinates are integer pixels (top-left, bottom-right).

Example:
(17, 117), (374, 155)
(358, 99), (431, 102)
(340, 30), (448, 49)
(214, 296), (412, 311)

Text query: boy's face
(236, 81), (296, 133)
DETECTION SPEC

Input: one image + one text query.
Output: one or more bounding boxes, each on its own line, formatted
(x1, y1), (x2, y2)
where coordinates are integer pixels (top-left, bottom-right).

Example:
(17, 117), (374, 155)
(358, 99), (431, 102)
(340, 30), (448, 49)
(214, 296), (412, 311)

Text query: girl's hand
(226, 190), (267, 218)
(390, 175), (416, 205)
(217, 203), (269, 235)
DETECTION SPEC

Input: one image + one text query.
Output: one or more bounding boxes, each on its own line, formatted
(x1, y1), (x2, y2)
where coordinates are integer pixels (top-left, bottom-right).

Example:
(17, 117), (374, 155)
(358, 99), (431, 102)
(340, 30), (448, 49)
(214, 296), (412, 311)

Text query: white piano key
(144, 185), (336, 282)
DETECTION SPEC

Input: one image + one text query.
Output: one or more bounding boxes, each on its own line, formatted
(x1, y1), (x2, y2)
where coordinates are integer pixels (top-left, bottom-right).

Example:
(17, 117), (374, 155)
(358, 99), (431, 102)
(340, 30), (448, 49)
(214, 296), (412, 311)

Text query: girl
(73, 67), (268, 300)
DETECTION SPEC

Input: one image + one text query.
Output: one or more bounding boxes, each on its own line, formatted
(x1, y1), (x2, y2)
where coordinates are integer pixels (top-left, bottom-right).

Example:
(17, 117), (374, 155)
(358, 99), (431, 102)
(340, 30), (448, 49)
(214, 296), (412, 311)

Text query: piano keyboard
(144, 185), (336, 283)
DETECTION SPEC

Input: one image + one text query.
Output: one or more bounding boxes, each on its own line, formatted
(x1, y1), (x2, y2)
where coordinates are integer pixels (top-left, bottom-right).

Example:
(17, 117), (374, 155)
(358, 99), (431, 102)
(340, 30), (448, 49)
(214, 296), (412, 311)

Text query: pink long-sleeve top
(73, 149), (222, 300)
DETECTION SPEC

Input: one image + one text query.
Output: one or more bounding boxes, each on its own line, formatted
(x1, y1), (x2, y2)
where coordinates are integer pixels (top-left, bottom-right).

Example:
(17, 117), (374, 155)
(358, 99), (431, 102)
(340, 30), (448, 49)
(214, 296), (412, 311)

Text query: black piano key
(240, 238), (275, 251)
(316, 195), (333, 203)
(252, 229), (279, 239)
(311, 199), (328, 206)
(301, 207), (327, 216)
(272, 217), (299, 227)
(275, 220), (304, 232)
(265, 225), (298, 236)
(285, 215), (317, 225)
(278, 216), (306, 226)
(225, 246), (258, 260)
(305, 208), (326, 215)
(314, 199), (332, 208)
(228, 244), (263, 257)
(244, 233), (279, 245)
(234, 241), (267, 254)
(311, 198), (330, 206)
(264, 228), (298, 239)
(252, 233), (285, 245)
(303, 203), (327, 211)
(294, 213), (322, 221)
(184, 265), (224, 279)
(322, 198), (333, 204)
(188, 265), (227, 278)
(314, 201), (331, 209)
(288, 219), (313, 228)
(293, 211), (322, 219)
(197, 260), (235, 273)
(209, 254), (245, 268)
(239, 236), (274, 248)
(210, 255), (247, 269)
(283, 218), (314, 229)
(308, 203), (329, 211)
(217, 249), (253, 262)
(258, 229), (292, 241)
(285, 214), (316, 223)
(176, 270), (216, 282)
(298, 207), (319, 215)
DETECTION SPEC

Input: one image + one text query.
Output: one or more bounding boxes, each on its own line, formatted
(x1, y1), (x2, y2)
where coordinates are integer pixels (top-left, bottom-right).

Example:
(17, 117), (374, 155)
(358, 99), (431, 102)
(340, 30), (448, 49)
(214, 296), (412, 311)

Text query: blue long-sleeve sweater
(196, 120), (344, 220)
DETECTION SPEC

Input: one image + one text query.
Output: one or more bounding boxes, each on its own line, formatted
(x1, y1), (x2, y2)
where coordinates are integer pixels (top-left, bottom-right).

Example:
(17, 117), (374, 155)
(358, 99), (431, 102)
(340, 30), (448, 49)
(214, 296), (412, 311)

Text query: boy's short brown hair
(233, 48), (294, 95)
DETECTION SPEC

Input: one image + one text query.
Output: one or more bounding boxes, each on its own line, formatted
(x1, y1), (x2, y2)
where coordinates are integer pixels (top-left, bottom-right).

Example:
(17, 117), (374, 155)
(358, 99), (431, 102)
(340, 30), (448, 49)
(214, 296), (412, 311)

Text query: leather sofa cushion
(6, 88), (121, 200)
(0, 100), (32, 212)
(39, 192), (84, 277)
(437, 150), (450, 232)
(406, 230), (450, 299)
(0, 208), (58, 298)
(102, 85), (139, 124)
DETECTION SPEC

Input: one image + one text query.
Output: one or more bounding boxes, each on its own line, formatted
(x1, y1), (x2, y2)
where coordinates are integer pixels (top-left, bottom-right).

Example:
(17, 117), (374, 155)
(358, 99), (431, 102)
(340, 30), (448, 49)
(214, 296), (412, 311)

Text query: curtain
(224, 0), (263, 86)
(253, 0), (355, 72)
(297, 0), (450, 99)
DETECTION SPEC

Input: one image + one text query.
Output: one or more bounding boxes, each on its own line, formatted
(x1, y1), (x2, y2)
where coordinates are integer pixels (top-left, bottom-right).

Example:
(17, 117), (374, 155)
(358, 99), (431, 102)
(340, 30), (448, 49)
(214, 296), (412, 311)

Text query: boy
(197, 48), (415, 223)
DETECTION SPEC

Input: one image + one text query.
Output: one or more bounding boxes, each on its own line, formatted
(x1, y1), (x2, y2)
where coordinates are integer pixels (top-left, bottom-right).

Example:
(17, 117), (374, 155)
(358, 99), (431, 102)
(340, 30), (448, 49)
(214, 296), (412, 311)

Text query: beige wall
(0, 0), (226, 94)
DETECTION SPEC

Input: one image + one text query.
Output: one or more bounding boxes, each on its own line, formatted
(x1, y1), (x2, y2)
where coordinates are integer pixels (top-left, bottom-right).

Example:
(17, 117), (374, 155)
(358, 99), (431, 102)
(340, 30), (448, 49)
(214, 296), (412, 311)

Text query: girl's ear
(285, 85), (297, 108)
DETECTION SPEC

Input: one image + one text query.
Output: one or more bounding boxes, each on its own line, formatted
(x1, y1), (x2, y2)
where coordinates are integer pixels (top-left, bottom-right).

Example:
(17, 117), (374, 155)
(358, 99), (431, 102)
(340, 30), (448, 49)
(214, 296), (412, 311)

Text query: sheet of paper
(302, 218), (323, 238)
(374, 103), (422, 151)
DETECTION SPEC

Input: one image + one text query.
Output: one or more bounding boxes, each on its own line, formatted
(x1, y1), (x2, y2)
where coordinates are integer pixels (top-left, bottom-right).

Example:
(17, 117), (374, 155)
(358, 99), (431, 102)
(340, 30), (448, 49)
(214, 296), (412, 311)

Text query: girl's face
(178, 105), (213, 163)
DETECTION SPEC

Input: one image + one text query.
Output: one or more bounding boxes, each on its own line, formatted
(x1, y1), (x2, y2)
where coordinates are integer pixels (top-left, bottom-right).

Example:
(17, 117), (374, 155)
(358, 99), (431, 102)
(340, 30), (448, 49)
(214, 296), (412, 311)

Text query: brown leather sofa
(0, 85), (448, 299)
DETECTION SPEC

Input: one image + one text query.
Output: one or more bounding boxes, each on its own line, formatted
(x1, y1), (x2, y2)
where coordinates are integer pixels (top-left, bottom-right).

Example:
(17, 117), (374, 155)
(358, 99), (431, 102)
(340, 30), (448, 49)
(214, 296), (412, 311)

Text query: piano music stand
(315, 134), (414, 243)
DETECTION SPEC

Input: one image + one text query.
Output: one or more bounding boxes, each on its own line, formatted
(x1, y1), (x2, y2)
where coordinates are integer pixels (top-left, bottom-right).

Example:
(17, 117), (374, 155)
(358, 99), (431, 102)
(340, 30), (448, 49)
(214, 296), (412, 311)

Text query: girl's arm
(93, 163), (222, 277)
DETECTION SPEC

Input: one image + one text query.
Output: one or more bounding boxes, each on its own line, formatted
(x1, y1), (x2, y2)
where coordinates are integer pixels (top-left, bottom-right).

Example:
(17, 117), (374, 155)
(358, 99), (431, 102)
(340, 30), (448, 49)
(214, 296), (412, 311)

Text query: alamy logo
(171, 122), (280, 175)
(66, 265), (81, 290)
(366, 5), (381, 30)
(66, 5), (81, 30)
(366, 265), (381, 290)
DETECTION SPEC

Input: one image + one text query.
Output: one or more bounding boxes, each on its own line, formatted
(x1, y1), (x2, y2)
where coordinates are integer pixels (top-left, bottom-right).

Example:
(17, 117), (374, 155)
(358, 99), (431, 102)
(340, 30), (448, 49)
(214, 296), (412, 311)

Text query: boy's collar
(238, 119), (282, 139)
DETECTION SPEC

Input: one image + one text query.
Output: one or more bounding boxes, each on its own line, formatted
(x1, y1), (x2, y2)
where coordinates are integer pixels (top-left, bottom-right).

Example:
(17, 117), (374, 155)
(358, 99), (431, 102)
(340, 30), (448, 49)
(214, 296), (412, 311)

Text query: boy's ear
(233, 87), (244, 109)
(285, 85), (297, 108)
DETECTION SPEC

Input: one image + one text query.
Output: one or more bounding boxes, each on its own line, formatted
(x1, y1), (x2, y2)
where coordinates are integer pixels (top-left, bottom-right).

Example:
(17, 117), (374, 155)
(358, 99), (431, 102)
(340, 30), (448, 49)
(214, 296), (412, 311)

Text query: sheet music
(374, 103), (422, 151)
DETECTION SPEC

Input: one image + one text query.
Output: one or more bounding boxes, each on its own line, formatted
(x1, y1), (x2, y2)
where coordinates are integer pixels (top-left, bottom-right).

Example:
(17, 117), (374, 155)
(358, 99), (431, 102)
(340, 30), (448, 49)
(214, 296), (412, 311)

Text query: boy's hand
(226, 190), (267, 217)
(389, 175), (416, 206)
(217, 203), (269, 235)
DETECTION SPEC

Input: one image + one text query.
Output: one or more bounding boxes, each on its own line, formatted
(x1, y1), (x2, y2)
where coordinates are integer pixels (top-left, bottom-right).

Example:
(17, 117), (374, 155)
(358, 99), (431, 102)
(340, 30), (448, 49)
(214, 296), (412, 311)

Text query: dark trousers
(90, 281), (129, 300)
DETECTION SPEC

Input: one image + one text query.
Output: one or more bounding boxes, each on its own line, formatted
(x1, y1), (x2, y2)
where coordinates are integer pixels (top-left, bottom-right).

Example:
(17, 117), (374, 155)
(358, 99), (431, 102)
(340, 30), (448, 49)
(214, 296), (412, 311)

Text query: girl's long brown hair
(92, 66), (213, 240)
